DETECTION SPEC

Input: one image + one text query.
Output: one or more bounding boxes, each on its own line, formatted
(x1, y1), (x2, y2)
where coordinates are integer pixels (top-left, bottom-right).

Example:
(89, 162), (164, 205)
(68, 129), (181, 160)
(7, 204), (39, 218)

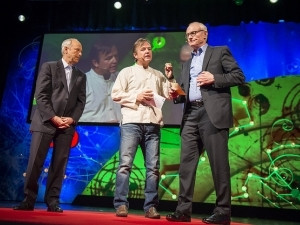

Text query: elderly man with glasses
(166, 22), (245, 225)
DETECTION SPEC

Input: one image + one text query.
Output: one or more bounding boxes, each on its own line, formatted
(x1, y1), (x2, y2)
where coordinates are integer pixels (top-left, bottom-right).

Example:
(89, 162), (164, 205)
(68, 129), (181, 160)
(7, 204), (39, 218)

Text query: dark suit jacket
(175, 45), (245, 130)
(30, 59), (86, 134)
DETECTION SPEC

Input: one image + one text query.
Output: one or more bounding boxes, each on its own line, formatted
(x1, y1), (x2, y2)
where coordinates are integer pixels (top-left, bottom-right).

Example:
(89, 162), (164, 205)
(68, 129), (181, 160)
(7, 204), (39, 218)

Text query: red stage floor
(0, 202), (299, 225)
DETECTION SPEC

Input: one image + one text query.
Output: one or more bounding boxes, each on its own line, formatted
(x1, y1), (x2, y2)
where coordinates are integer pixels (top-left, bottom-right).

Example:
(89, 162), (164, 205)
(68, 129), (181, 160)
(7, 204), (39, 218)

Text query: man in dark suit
(166, 22), (245, 224)
(13, 38), (86, 213)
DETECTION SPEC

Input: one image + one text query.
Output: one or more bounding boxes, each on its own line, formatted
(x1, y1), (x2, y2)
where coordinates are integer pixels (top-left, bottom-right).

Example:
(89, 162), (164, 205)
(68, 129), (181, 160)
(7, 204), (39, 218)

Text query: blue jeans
(113, 123), (160, 212)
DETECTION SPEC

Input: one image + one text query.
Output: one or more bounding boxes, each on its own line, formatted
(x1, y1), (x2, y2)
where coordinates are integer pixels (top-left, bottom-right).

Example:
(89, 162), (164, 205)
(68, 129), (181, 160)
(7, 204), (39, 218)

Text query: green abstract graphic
(82, 75), (300, 209)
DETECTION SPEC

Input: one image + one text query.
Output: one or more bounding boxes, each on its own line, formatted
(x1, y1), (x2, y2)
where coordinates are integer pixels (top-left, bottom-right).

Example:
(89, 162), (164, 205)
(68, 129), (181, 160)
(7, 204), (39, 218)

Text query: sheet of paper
(144, 93), (166, 109)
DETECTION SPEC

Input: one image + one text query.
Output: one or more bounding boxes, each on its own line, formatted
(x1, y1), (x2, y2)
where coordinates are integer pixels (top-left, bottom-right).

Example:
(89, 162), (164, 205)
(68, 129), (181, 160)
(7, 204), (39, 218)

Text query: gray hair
(188, 22), (208, 31)
(61, 38), (78, 55)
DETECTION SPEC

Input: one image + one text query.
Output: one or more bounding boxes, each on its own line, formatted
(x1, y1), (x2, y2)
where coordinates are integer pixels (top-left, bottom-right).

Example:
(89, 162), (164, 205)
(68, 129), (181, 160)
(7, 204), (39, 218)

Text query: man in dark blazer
(13, 38), (86, 213)
(166, 22), (245, 224)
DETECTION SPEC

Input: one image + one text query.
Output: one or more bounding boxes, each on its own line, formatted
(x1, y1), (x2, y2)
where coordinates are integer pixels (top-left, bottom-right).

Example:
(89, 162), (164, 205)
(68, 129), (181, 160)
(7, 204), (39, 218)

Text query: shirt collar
(191, 44), (208, 57)
(135, 63), (150, 70)
(191, 48), (202, 56)
(62, 58), (73, 69)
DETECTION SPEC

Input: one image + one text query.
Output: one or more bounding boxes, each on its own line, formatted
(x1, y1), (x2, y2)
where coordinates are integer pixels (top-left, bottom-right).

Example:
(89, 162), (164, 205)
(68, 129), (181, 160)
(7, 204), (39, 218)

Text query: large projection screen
(29, 32), (187, 125)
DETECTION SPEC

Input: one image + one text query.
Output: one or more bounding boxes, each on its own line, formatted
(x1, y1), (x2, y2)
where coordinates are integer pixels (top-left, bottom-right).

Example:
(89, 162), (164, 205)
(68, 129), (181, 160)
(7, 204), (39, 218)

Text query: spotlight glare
(114, 1), (122, 9)
(270, 0), (278, 3)
(18, 15), (26, 22)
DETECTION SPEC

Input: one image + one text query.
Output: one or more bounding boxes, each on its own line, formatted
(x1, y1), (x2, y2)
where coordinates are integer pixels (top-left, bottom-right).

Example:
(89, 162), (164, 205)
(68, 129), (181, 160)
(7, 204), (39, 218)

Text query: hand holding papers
(144, 93), (166, 109)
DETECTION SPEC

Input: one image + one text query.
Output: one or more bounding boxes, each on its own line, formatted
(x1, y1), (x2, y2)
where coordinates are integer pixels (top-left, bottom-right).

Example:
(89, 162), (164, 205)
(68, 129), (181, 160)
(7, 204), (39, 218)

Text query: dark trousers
(176, 105), (231, 216)
(23, 131), (73, 206)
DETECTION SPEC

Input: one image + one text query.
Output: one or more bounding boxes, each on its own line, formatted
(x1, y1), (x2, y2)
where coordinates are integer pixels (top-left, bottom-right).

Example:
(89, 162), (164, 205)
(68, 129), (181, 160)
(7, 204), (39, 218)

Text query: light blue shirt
(188, 44), (207, 102)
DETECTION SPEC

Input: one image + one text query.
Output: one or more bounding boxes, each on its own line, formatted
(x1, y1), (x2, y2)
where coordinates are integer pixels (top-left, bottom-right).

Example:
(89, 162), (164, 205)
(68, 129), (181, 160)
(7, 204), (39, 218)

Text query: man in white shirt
(111, 38), (175, 219)
(79, 40), (121, 123)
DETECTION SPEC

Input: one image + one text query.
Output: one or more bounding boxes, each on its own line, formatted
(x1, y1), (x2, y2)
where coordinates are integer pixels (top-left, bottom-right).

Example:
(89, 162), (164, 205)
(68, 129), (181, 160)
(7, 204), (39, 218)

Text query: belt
(189, 100), (204, 107)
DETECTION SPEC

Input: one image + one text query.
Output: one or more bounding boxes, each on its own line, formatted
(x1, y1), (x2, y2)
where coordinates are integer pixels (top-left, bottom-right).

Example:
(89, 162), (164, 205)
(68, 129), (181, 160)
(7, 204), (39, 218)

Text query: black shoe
(47, 205), (63, 213)
(202, 212), (231, 225)
(166, 211), (191, 222)
(13, 202), (34, 211)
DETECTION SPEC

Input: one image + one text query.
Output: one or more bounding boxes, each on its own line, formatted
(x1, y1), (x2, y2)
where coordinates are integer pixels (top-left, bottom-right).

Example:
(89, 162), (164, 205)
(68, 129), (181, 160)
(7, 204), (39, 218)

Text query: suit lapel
(202, 46), (213, 70)
(56, 61), (69, 93)
(69, 67), (78, 92)
(183, 59), (192, 91)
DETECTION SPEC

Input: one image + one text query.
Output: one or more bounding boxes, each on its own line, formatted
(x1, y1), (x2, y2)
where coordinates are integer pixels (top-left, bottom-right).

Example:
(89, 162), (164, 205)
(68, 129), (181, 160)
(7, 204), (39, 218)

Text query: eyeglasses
(185, 30), (205, 39)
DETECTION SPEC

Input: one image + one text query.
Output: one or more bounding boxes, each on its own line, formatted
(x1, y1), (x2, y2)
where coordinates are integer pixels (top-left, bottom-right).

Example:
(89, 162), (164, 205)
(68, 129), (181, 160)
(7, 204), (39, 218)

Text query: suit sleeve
(34, 62), (56, 122)
(213, 46), (245, 88)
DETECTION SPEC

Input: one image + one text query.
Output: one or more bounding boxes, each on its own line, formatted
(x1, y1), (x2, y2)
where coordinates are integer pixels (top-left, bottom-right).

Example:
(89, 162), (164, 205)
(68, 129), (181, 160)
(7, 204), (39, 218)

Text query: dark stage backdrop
(0, 22), (299, 211)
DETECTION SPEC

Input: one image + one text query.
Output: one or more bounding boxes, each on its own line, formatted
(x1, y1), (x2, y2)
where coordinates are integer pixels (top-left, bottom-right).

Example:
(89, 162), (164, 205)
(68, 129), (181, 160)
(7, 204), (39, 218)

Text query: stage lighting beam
(114, 1), (122, 9)
(18, 15), (26, 22)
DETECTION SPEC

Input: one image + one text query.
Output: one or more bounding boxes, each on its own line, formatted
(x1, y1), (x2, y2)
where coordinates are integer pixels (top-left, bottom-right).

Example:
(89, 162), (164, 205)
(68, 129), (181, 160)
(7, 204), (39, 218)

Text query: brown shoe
(116, 205), (128, 217)
(145, 207), (160, 219)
